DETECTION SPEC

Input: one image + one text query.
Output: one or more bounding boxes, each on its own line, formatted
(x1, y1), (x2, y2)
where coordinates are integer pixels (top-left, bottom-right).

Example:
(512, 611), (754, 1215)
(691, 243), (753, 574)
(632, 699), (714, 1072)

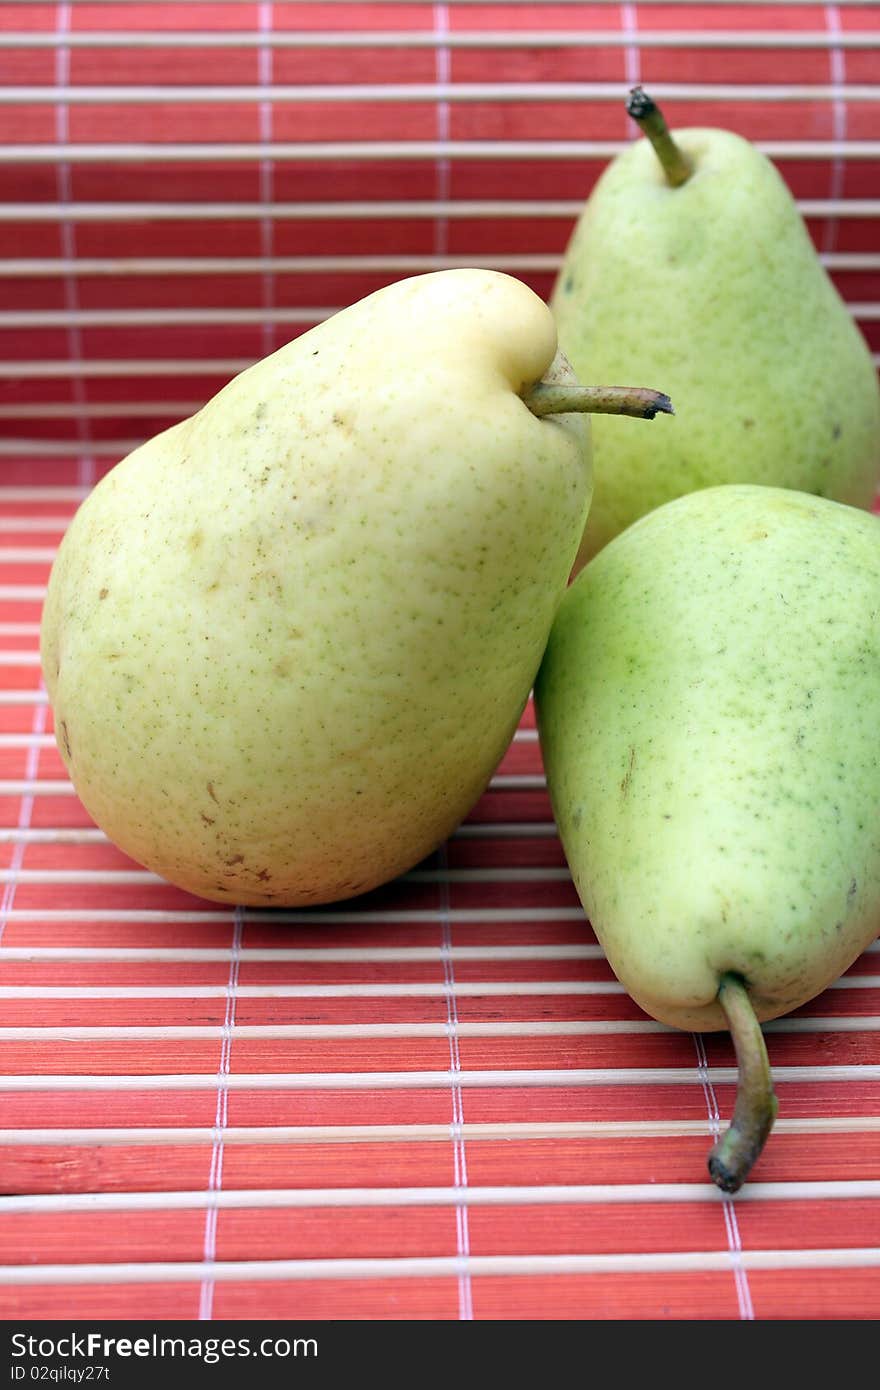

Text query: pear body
(551, 127), (880, 565)
(535, 484), (880, 1030)
(41, 269), (592, 906)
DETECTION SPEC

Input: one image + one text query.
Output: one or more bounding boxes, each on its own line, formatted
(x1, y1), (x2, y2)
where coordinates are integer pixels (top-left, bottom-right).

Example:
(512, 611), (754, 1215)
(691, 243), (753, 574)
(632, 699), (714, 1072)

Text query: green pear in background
(41, 268), (670, 907)
(535, 484), (880, 1191)
(552, 88), (880, 568)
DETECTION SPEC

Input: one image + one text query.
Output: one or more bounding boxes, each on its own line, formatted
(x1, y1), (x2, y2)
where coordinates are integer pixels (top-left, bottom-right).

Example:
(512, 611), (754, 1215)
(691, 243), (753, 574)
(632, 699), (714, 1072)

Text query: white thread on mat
(258, 3), (275, 358)
(433, 4), (452, 259)
(439, 841), (474, 1320)
(0, 700), (46, 951)
(54, 4), (94, 489)
(824, 5), (847, 254)
(621, 4), (641, 100)
(198, 910), (244, 1321)
(693, 1032), (754, 1319)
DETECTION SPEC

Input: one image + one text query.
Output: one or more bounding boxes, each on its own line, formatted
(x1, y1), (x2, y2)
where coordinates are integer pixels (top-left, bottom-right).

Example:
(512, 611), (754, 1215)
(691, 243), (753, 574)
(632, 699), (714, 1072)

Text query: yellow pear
(42, 269), (669, 906)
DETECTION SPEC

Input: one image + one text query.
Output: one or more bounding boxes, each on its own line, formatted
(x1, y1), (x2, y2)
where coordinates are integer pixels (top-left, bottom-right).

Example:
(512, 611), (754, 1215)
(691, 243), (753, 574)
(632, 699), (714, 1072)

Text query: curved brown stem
(627, 86), (693, 189)
(707, 973), (778, 1194)
(523, 383), (674, 421)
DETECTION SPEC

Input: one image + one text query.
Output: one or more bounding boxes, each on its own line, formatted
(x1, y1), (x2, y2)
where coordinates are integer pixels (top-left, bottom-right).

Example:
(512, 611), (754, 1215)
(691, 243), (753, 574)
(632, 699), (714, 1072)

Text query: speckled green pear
(536, 484), (880, 1033)
(551, 92), (880, 566)
(41, 269), (595, 906)
(536, 484), (880, 1187)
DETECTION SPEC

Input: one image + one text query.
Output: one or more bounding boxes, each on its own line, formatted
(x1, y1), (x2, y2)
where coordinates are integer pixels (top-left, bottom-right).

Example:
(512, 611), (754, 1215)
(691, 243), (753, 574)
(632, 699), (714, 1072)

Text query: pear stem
(523, 383), (674, 421)
(707, 973), (779, 1195)
(627, 86), (693, 189)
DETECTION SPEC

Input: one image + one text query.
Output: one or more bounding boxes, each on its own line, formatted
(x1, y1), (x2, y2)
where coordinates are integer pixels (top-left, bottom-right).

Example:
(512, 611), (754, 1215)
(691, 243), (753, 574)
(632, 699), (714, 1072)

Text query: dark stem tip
(707, 1153), (747, 1196)
(626, 86), (657, 121)
(643, 393), (674, 420)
